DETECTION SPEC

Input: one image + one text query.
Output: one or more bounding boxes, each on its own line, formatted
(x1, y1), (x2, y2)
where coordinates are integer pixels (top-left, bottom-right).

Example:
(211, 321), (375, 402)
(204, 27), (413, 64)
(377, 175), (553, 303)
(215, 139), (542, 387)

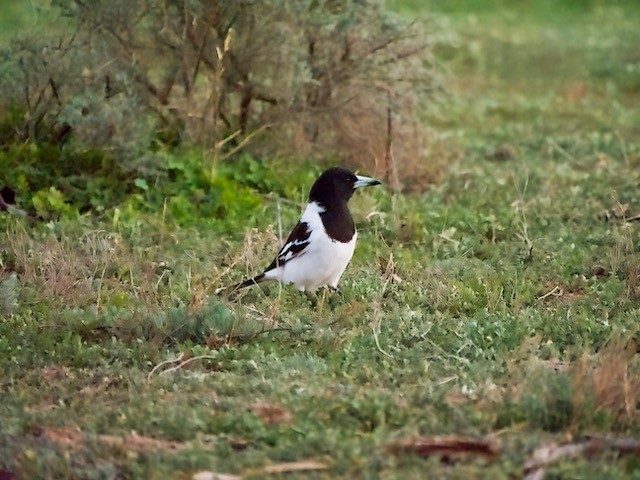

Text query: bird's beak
(354, 175), (381, 189)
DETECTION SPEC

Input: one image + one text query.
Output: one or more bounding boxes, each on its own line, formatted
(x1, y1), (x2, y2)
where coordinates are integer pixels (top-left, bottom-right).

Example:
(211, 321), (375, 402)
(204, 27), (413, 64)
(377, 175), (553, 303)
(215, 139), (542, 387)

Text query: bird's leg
(327, 285), (345, 301)
(304, 290), (318, 308)
(326, 285), (344, 309)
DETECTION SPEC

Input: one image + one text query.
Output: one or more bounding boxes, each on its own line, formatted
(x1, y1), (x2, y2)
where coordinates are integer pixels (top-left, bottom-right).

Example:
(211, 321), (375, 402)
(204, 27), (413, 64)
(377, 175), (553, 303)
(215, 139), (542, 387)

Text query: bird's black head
(308, 167), (381, 208)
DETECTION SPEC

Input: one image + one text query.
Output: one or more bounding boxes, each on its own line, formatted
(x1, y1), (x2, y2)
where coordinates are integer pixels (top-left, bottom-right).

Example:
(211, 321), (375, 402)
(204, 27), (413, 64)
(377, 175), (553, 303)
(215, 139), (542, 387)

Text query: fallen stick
(386, 436), (500, 459)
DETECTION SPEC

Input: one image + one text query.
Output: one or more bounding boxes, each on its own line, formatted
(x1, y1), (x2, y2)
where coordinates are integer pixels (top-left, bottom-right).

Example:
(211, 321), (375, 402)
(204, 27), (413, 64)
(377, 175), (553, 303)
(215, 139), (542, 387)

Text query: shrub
(0, 0), (438, 187)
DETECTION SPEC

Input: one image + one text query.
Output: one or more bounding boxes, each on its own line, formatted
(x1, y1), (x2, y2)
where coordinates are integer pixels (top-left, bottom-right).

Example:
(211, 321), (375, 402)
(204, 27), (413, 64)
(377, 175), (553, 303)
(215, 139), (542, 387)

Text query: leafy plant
(31, 187), (77, 220)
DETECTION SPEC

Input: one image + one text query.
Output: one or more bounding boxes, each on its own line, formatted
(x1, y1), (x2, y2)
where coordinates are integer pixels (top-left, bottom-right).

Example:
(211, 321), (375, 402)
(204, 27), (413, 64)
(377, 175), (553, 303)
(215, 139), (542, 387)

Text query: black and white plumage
(236, 167), (381, 292)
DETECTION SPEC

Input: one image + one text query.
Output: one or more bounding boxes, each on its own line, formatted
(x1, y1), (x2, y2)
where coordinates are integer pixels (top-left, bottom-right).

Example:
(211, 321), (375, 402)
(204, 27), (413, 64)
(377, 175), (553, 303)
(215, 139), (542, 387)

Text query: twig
(218, 124), (272, 160)
(190, 28), (210, 89)
(537, 285), (562, 301)
(384, 89), (396, 187)
(372, 323), (393, 359)
(95, 264), (108, 312)
(160, 355), (218, 375)
(155, 268), (169, 290)
(259, 193), (300, 208)
(147, 353), (185, 380)
(547, 138), (576, 163)
(215, 129), (242, 149)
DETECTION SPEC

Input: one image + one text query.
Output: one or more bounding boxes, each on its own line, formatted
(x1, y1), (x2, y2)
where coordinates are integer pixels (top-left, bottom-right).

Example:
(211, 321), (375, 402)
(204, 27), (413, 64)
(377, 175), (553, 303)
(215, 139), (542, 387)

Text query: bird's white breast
(265, 202), (357, 291)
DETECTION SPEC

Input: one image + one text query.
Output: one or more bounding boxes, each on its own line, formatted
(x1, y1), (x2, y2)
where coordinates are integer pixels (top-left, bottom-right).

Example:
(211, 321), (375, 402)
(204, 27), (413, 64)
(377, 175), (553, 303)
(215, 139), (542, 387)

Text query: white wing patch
(278, 237), (310, 263)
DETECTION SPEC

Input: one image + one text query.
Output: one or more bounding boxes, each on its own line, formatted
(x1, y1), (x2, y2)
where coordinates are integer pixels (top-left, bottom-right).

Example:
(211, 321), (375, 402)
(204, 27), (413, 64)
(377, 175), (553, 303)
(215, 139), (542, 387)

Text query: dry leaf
(251, 403), (293, 426)
(387, 436), (500, 459)
(260, 461), (328, 474)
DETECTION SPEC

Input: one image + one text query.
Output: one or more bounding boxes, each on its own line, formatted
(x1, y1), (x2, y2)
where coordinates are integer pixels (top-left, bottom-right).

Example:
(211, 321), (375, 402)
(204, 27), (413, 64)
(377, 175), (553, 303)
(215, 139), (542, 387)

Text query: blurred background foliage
(0, 0), (437, 219)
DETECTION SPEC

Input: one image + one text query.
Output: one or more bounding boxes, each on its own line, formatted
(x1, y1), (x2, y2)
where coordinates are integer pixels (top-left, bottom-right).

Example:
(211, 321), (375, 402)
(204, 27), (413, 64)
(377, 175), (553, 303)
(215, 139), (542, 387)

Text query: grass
(2, 0), (640, 478)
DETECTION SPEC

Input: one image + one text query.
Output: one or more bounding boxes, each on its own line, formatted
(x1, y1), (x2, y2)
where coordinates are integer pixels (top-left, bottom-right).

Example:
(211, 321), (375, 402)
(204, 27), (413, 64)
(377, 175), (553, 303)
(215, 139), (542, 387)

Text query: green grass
(2, 0), (640, 478)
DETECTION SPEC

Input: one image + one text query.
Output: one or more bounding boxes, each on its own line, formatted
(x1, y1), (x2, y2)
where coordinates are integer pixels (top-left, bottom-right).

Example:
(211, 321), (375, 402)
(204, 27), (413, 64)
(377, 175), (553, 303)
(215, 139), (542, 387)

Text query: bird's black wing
(264, 221), (312, 272)
(233, 221), (312, 290)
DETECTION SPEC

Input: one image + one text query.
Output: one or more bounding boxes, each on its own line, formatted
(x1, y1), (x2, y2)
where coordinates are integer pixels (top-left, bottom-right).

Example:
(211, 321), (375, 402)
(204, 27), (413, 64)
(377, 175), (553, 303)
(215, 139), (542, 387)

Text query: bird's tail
(233, 273), (266, 290)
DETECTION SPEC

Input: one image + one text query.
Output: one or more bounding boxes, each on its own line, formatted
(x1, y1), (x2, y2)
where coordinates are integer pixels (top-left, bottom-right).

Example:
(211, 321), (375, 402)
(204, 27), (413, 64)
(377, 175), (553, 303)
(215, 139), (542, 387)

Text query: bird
(235, 167), (381, 292)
